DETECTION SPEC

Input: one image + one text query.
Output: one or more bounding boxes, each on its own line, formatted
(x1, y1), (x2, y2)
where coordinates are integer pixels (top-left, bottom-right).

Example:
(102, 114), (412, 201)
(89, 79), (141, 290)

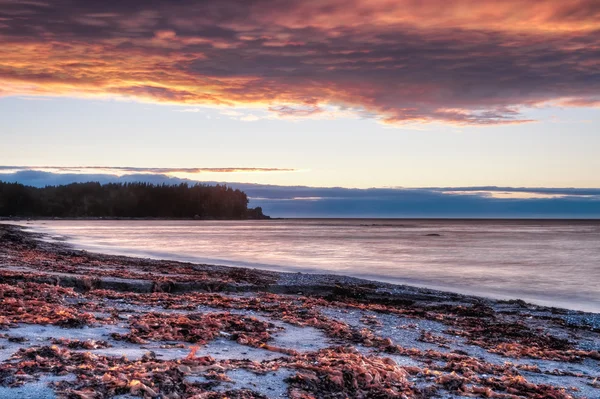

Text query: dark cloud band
(0, 166), (295, 174)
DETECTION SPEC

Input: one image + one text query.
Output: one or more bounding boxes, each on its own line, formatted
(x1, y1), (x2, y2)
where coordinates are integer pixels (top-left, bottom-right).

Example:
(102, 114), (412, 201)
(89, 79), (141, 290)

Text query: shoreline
(4, 221), (600, 323)
(12, 219), (600, 314)
(1, 223), (599, 398)
(2, 223), (491, 305)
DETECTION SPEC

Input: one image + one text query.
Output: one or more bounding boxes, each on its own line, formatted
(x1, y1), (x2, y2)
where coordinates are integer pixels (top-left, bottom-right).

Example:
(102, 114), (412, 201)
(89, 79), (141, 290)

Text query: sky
(1, 1), (600, 216)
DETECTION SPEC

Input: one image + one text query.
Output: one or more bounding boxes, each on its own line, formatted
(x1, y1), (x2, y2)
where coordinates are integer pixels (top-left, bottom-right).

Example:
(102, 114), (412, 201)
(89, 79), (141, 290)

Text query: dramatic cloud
(0, 0), (599, 124)
(2, 170), (600, 218)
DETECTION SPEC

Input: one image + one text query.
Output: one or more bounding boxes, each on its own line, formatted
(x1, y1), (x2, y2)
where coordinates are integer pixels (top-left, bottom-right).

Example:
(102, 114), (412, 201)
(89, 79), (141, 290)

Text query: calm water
(17, 219), (600, 313)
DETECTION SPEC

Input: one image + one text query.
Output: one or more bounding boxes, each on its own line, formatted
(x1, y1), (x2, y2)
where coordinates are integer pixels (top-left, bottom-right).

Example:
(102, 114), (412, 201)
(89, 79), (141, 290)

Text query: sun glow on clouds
(0, 1), (599, 125)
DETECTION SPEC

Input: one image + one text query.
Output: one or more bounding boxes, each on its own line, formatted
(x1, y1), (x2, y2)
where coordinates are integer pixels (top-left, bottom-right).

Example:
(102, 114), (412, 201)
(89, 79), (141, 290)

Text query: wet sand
(0, 223), (599, 398)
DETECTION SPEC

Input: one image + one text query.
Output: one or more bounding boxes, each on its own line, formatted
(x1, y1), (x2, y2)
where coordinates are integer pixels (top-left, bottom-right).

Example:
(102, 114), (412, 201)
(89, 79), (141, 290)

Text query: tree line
(0, 181), (268, 219)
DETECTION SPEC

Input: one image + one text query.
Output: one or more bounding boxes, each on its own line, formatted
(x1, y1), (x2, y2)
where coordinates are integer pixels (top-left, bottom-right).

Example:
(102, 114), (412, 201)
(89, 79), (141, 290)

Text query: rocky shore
(0, 223), (599, 399)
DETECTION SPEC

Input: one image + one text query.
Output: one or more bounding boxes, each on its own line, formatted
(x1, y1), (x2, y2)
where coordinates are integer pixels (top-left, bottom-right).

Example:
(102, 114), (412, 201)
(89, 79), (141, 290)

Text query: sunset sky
(1, 0), (600, 192)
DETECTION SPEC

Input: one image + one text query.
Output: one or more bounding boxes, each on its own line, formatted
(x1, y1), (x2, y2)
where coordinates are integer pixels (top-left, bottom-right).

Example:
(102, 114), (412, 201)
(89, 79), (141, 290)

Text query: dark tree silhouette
(0, 181), (268, 219)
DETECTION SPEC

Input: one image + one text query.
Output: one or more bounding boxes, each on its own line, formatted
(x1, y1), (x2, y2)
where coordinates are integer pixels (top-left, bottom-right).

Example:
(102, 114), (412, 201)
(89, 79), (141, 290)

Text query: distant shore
(0, 216), (273, 221)
(1, 223), (599, 398)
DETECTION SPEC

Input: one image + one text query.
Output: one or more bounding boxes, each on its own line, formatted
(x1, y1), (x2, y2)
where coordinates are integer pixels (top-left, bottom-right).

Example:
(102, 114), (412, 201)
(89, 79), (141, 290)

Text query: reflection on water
(18, 219), (600, 312)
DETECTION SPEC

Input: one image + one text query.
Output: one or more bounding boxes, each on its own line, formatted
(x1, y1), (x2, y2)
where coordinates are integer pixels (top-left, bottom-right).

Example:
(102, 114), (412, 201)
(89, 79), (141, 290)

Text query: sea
(15, 219), (600, 313)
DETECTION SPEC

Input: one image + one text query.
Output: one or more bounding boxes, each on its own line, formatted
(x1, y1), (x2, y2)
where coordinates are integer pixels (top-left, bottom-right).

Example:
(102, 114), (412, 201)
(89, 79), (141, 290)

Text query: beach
(1, 223), (599, 398)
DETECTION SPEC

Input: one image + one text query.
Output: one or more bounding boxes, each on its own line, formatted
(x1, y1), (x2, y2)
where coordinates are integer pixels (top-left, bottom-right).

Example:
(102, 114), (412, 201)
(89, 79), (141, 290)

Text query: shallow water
(17, 219), (600, 312)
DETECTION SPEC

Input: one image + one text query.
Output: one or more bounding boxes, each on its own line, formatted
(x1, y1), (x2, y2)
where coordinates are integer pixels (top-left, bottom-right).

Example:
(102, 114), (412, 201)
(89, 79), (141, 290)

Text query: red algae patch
(0, 282), (98, 328)
(110, 312), (278, 348)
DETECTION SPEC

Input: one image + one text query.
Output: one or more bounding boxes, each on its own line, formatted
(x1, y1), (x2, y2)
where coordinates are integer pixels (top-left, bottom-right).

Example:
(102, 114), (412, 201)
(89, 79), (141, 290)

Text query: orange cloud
(559, 97), (600, 108)
(0, 0), (599, 125)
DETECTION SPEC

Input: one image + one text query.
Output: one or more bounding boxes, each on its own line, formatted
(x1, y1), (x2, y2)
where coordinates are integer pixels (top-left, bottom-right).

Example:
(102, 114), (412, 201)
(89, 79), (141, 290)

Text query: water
(16, 219), (600, 313)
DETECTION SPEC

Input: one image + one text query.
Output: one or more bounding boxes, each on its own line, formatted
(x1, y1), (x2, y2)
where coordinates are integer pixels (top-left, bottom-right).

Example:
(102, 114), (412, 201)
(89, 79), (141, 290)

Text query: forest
(0, 181), (268, 219)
